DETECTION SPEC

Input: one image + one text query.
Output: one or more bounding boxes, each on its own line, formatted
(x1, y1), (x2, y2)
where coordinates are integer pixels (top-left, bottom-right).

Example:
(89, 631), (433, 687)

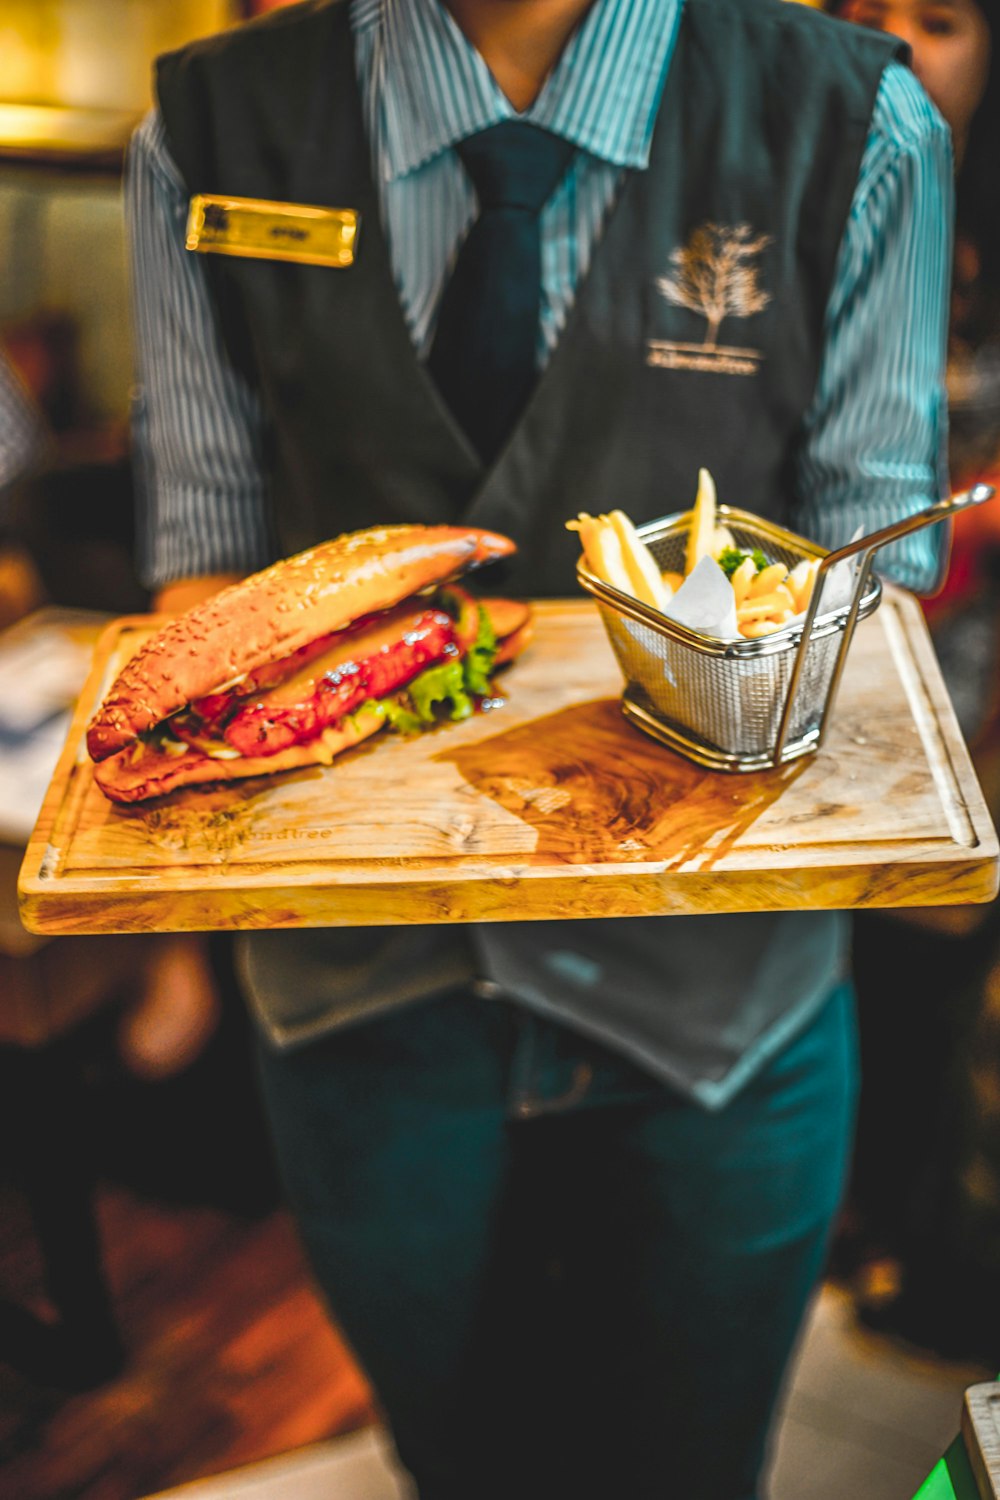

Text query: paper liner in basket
(616, 549), (863, 757)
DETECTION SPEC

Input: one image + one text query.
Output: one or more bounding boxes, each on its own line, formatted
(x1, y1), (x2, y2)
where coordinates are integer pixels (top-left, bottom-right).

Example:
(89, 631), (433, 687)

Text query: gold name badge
(185, 194), (359, 268)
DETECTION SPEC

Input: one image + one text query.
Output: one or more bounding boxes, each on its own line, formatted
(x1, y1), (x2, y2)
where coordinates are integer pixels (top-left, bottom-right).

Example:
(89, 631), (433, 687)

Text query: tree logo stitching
(648, 222), (772, 376)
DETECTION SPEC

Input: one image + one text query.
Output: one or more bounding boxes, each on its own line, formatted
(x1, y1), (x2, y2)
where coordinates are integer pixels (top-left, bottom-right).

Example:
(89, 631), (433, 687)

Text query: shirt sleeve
(791, 61), (953, 594)
(125, 109), (275, 588)
(0, 348), (45, 499)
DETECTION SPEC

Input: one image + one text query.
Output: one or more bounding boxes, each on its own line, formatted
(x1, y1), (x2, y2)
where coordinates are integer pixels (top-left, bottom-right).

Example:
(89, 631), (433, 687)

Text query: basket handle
(773, 482), (996, 764)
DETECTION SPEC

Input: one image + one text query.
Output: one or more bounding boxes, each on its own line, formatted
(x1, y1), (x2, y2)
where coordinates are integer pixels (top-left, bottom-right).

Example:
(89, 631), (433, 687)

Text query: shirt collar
(373, 0), (681, 182)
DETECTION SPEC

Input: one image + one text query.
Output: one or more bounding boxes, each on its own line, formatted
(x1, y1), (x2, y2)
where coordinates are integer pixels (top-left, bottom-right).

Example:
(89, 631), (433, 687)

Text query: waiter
(127, 1), (951, 1495)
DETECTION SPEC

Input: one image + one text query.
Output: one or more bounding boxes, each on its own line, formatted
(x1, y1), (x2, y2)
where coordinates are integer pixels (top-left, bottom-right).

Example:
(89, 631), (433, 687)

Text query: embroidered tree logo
(656, 222), (772, 350)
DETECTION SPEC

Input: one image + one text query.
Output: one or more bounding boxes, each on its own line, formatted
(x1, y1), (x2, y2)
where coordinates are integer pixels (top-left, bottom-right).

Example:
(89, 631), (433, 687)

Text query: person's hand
(117, 934), (222, 1080)
(153, 573), (244, 615)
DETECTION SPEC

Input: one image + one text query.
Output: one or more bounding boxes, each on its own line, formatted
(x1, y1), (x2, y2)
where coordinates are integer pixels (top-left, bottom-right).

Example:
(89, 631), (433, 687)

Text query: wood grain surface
(17, 592), (999, 935)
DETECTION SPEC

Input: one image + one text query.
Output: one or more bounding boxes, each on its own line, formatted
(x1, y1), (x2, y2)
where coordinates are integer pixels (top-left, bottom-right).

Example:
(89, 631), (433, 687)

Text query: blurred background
(0, 0), (251, 620)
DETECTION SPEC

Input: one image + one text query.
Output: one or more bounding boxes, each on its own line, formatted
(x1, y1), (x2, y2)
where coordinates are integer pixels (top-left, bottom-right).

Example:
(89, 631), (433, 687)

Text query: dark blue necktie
(428, 121), (576, 464)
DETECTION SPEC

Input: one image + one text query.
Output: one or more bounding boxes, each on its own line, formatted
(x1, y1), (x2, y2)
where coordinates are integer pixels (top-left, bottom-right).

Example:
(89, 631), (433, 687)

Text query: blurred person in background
(0, 345), (45, 496)
(0, 340), (220, 1081)
(126, 0), (952, 1494)
(0, 342), (242, 1203)
(0, 345), (47, 630)
(828, 0), (1000, 1361)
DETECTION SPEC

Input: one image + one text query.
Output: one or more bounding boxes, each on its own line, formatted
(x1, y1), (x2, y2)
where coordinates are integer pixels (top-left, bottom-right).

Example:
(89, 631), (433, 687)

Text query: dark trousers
(257, 982), (857, 1500)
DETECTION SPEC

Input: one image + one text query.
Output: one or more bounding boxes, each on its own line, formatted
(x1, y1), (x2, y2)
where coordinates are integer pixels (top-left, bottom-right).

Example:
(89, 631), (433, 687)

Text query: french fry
(590, 521), (633, 596)
(769, 583), (795, 613)
(740, 619), (785, 638)
(685, 468), (717, 576)
(730, 556), (757, 607)
(607, 509), (674, 610)
(747, 562), (789, 599)
(662, 571), (685, 594)
(567, 512), (650, 601)
(566, 511), (603, 572)
(787, 559), (819, 613)
(566, 512), (597, 568)
(711, 525), (735, 558)
(736, 594), (793, 621)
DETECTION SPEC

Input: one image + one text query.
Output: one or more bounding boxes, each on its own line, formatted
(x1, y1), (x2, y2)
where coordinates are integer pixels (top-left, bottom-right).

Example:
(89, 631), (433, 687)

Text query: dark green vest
(156, 0), (901, 597)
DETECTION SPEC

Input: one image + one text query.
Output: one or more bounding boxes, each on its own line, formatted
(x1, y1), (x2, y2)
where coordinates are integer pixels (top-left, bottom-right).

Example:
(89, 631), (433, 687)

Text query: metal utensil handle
(773, 483), (996, 763)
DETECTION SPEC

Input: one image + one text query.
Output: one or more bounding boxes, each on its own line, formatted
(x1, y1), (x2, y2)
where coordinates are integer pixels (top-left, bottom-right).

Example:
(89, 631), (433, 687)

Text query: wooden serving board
(17, 592), (999, 936)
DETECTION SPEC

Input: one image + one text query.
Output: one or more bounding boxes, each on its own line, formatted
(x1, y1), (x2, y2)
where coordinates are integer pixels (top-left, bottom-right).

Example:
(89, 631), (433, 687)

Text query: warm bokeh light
(0, 102), (134, 156)
(0, 1), (234, 114)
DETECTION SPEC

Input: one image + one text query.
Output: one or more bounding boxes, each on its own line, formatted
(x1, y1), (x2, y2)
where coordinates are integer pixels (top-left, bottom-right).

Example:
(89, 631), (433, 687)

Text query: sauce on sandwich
(172, 589), (481, 759)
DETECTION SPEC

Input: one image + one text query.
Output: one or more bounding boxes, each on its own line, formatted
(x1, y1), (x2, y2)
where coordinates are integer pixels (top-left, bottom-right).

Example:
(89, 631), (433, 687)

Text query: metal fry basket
(577, 485), (995, 773)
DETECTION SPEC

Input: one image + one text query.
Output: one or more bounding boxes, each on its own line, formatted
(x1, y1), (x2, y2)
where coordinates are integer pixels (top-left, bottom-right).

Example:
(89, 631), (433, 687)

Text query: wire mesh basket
(577, 487), (995, 772)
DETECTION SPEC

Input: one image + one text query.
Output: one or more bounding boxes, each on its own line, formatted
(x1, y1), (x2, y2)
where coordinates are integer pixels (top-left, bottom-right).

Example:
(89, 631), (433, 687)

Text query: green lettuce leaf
(462, 604), (498, 698)
(407, 659), (475, 722)
(377, 697), (422, 735)
(716, 546), (770, 579)
(347, 611), (500, 740)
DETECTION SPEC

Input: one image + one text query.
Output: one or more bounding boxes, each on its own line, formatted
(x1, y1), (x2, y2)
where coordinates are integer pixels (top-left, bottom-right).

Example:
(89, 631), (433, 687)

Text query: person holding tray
(125, 0), (952, 1495)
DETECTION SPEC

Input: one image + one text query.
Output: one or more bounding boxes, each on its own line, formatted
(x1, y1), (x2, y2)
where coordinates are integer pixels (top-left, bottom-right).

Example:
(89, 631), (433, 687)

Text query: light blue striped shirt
(127, 0), (953, 595)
